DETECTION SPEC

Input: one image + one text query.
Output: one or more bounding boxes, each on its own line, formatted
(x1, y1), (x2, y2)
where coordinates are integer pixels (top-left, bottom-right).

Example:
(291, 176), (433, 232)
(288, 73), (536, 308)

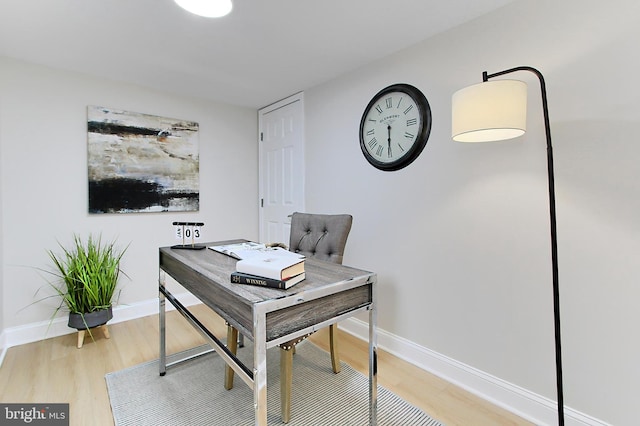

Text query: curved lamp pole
(452, 66), (564, 425)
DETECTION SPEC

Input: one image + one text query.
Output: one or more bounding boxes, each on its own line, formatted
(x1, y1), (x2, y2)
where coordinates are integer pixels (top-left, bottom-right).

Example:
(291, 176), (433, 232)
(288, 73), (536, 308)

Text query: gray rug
(105, 342), (443, 426)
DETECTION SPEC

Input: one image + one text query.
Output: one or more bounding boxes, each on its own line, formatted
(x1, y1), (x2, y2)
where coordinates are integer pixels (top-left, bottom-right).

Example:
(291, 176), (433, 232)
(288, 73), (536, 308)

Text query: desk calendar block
(172, 222), (205, 250)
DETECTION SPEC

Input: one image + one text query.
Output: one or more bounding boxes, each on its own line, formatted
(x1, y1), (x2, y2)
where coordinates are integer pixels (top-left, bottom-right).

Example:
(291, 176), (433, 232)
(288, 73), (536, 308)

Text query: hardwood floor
(0, 304), (531, 425)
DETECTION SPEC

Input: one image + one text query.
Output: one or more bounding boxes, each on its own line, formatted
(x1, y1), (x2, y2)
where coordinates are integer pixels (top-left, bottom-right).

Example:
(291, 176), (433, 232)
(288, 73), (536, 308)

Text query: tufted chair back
(288, 212), (352, 264)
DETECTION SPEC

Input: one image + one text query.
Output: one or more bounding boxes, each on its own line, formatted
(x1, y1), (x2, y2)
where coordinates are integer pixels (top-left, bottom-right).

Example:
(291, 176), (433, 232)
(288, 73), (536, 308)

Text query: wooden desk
(158, 240), (378, 426)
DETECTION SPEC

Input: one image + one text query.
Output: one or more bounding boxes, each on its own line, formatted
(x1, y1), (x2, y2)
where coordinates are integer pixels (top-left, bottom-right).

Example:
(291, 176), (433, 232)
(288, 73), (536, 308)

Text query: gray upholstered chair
(225, 212), (353, 423)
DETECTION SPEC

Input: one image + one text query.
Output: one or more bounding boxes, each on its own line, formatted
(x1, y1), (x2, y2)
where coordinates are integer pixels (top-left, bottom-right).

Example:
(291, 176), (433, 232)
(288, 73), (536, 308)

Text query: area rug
(105, 342), (443, 426)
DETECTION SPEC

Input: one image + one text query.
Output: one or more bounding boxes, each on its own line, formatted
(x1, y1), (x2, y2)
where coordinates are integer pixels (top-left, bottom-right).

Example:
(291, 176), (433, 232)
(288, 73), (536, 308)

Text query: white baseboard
(338, 317), (610, 426)
(0, 291), (201, 357)
(0, 329), (7, 368)
(0, 296), (609, 426)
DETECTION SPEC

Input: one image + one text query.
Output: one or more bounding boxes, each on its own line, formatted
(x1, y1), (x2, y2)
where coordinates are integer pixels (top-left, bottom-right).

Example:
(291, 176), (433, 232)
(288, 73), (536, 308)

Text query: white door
(258, 92), (305, 244)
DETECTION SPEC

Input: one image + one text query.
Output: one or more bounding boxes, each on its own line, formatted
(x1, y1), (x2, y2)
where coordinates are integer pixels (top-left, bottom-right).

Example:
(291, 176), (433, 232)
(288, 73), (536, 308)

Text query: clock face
(359, 84), (431, 171)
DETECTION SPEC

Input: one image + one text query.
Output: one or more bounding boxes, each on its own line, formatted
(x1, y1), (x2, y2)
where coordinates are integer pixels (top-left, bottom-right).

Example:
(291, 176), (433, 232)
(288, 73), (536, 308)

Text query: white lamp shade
(174, 0), (232, 18)
(452, 79), (527, 142)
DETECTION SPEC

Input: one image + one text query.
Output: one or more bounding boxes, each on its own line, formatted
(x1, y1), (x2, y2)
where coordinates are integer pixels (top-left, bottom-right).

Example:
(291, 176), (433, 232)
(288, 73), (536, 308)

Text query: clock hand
(387, 125), (392, 157)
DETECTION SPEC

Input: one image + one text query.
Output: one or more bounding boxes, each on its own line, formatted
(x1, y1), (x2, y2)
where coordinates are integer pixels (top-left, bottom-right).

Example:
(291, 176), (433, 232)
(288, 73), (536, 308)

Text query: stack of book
(228, 246), (305, 289)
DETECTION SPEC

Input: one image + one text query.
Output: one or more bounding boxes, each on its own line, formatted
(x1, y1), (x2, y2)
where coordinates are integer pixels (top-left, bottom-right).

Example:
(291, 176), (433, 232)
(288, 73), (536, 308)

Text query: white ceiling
(0, 0), (514, 108)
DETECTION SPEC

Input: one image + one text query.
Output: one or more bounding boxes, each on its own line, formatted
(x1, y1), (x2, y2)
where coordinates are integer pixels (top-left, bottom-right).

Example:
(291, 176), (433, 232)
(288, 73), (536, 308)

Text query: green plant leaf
(44, 234), (129, 314)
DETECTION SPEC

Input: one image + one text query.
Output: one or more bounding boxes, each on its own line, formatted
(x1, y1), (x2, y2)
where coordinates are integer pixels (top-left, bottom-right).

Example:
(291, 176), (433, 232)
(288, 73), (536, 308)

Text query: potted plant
(43, 234), (129, 346)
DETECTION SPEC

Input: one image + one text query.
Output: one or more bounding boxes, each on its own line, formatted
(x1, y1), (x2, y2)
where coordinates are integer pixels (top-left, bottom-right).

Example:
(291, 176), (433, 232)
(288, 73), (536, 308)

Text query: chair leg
(280, 347), (293, 423)
(329, 324), (341, 373)
(224, 325), (238, 390)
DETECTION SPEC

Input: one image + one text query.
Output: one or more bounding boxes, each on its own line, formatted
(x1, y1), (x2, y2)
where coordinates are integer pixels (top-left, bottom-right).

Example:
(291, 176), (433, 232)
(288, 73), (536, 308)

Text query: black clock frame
(359, 83), (432, 171)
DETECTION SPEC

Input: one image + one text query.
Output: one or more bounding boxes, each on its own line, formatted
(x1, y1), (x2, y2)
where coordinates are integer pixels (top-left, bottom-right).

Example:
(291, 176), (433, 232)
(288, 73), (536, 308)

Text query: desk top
(159, 239), (376, 344)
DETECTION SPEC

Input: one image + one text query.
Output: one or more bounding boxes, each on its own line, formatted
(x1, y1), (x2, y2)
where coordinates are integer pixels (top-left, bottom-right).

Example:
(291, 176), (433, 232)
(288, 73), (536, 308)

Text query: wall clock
(359, 83), (432, 171)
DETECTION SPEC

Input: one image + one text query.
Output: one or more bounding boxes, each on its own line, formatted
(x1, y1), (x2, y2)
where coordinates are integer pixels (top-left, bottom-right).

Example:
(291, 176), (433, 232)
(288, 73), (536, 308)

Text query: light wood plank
(308, 326), (533, 426)
(0, 305), (532, 426)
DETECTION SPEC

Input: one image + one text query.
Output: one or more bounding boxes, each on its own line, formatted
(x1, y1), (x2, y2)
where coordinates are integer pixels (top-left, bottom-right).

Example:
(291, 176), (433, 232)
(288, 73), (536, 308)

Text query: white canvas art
(87, 106), (199, 214)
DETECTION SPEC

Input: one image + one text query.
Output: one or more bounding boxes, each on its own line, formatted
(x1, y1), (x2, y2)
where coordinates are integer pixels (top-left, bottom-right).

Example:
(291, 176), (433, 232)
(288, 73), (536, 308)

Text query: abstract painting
(87, 106), (199, 214)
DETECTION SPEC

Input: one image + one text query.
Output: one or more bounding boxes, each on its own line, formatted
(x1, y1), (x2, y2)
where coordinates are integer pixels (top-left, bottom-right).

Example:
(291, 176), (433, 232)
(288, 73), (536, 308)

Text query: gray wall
(0, 103), (4, 342)
(303, 0), (639, 424)
(0, 57), (259, 328)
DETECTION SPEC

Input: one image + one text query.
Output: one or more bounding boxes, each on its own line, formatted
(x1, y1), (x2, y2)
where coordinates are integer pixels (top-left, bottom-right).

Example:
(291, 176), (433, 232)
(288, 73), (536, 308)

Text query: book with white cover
(236, 248), (305, 280)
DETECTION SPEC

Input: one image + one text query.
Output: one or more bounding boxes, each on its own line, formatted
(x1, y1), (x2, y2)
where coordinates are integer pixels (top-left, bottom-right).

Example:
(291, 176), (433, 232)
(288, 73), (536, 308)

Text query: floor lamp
(451, 66), (564, 426)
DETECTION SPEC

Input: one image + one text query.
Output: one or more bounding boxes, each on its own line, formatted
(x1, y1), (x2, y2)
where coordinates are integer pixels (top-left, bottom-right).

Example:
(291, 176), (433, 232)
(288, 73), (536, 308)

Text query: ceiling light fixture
(174, 0), (233, 18)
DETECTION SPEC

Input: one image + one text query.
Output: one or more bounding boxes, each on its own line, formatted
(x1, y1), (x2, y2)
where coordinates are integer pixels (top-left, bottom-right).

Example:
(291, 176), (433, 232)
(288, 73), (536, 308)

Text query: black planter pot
(68, 306), (113, 330)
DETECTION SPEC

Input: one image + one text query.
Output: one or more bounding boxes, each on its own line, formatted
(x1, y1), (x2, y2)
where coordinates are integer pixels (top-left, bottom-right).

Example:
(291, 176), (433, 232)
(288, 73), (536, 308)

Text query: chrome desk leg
(369, 291), (378, 425)
(159, 271), (167, 376)
(253, 305), (268, 426)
